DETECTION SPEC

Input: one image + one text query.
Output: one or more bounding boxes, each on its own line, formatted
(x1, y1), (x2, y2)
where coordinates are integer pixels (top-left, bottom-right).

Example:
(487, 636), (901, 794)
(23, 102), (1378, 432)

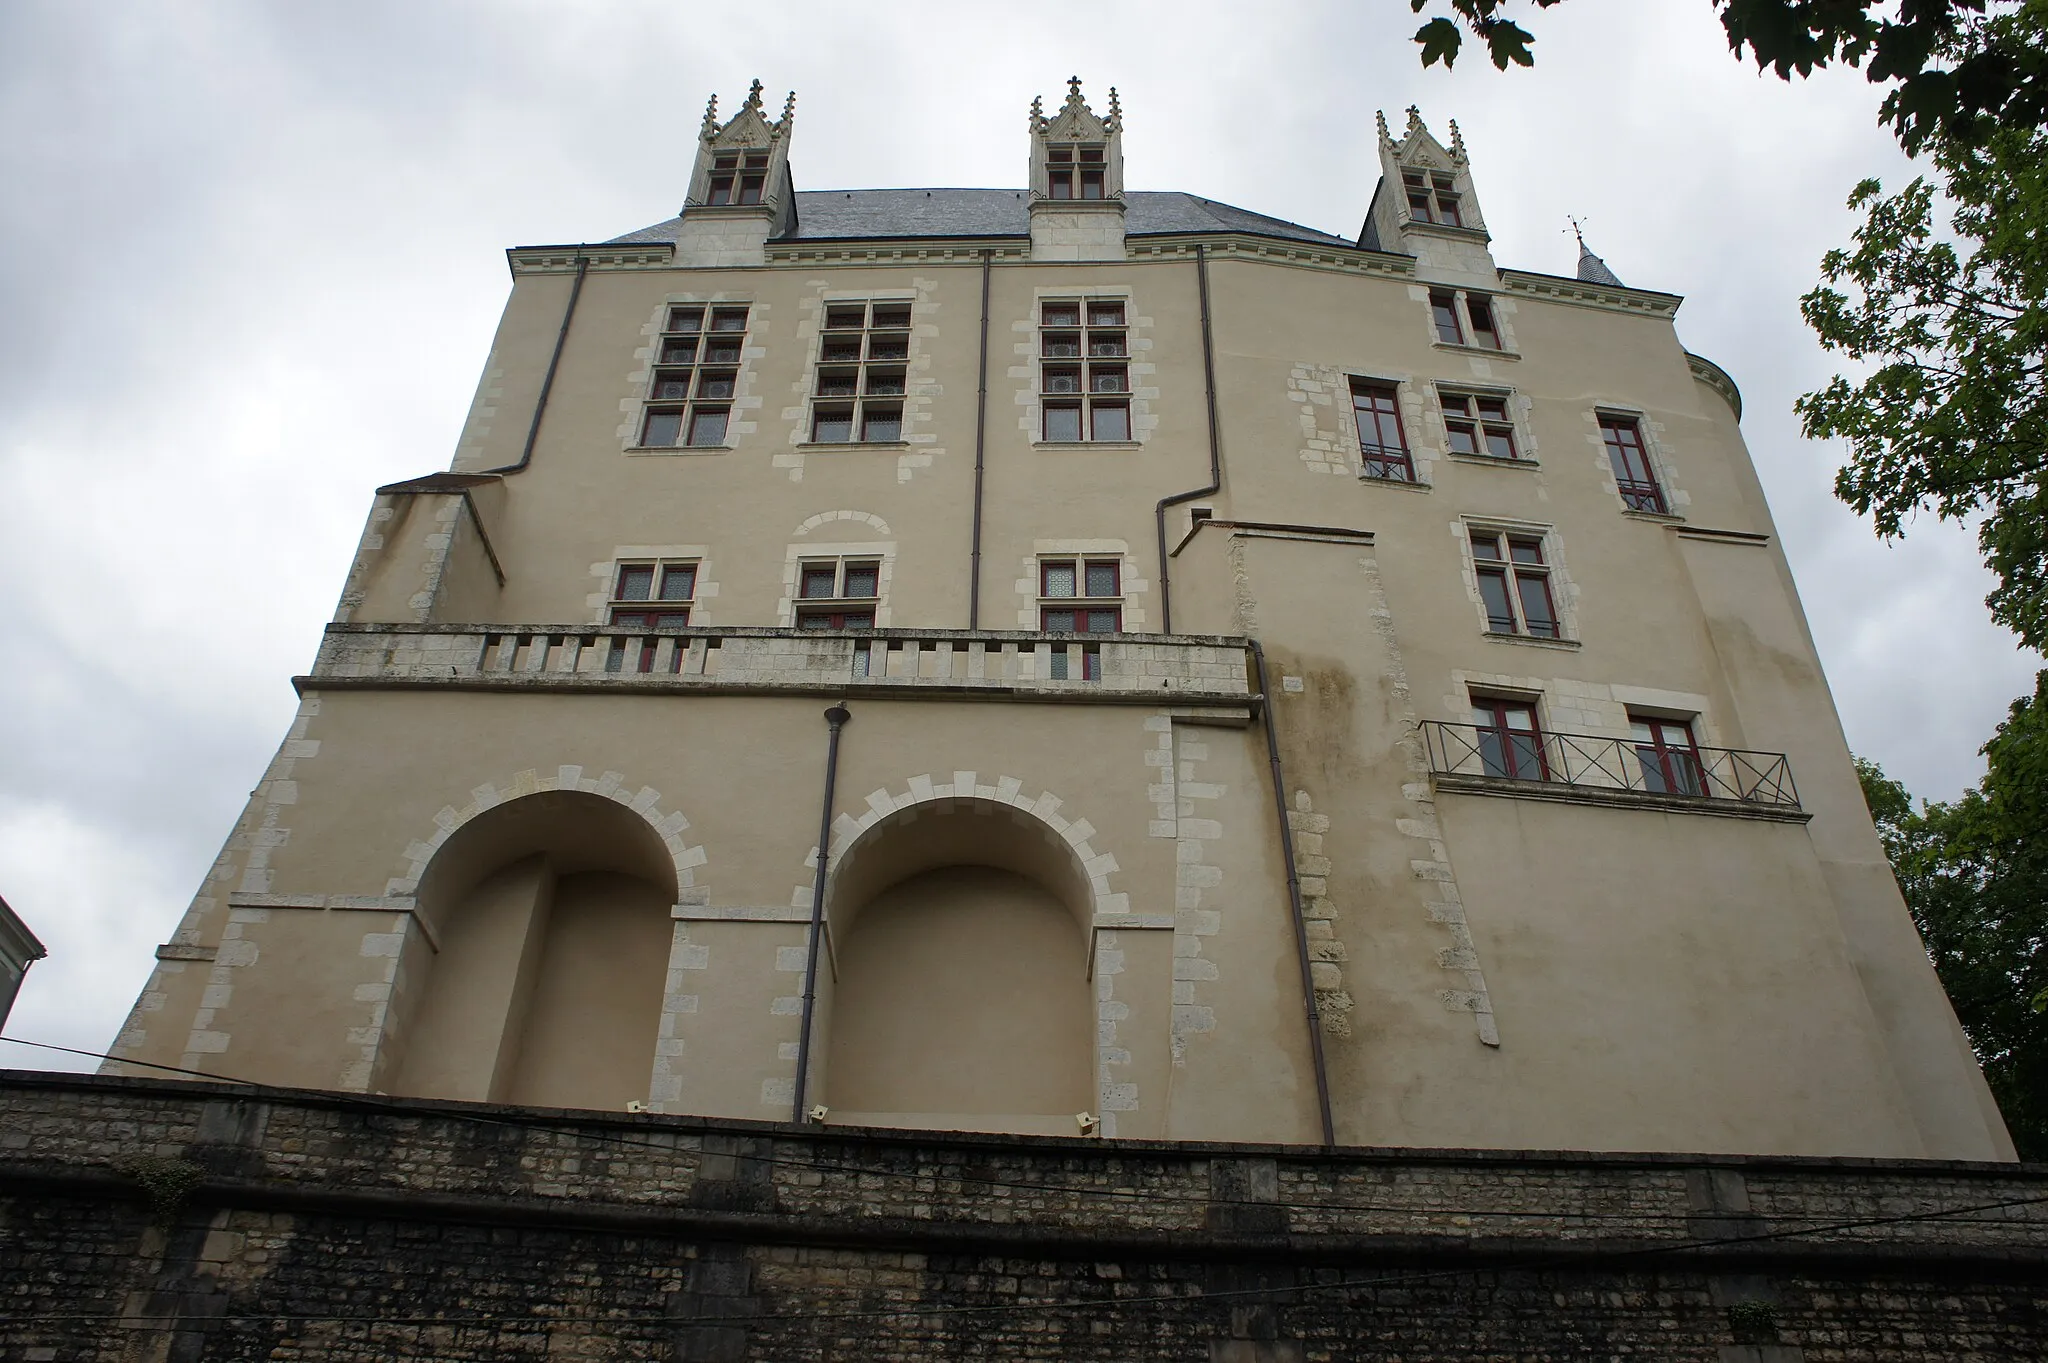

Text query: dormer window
(708, 151), (768, 206)
(1047, 144), (1107, 200)
(1402, 168), (1463, 227)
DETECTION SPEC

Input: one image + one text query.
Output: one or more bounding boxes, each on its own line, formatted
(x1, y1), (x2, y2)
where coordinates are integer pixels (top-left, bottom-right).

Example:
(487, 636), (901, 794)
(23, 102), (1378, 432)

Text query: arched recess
(816, 797), (1098, 1135)
(388, 790), (680, 1111)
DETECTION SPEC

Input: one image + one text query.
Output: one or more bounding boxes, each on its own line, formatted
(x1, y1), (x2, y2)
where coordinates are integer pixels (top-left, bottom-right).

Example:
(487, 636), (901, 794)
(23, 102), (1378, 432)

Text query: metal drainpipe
(1249, 641), (1336, 1148)
(1152, 242), (1223, 635)
(484, 252), (589, 475)
(792, 703), (852, 1123)
(968, 250), (993, 627)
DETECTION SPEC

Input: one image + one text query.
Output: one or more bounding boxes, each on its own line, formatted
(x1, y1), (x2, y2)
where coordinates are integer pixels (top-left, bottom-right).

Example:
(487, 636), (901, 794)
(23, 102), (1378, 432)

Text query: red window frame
(1470, 531), (1560, 638)
(707, 151), (768, 206)
(1443, 391), (1518, 459)
(1600, 415), (1667, 513)
(812, 300), (911, 444)
(1471, 697), (1547, 780)
(796, 609), (874, 631)
(606, 563), (696, 673)
(1465, 296), (1502, 350)
(1046, 144), (1107, 200)
(1039, 557), (1121, 633)
(643, 307), (745, 449)
(1632, 715), (1705, 796)
(1041, 300), (1131, 442)
(1351, 381), (1414, 482)
(1429, 291), (1463, 345)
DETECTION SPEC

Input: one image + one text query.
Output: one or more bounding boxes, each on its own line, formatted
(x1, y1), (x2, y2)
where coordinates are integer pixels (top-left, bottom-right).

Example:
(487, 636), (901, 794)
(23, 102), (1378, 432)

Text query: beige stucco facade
(105, 84), (2015, 1162)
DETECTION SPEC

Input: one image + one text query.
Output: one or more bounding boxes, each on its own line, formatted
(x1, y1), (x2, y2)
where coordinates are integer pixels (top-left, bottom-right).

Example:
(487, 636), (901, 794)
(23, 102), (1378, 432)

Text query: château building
(101, 77), (2012, 1164)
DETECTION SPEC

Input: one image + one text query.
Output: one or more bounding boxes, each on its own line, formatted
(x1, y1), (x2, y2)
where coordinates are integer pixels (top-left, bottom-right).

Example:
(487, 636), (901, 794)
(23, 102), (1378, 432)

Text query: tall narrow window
(1600, 415), (1667, 513)
(1471, 696), (1546, 780)
(1465, 296), (1502, 349)
(1041, 300), (1130, 442)
(706, 151), (768, 206)
(1470, 530), (1559, 638)
(1632, 715), (1705, 796)
(1046, 144), (1107, 200)
(1429, 291), (1464, 345)
(1440, 390), (1519, 460)
(1039, 557), (1122, 634)
(811, 301), (909, 443)
(641, 305), (746, 448)
(606, 561), (696, 673)
(1351, 381), (1415, 483)
(794, 557), (881, 630)
(1402, 168), (1463, 226)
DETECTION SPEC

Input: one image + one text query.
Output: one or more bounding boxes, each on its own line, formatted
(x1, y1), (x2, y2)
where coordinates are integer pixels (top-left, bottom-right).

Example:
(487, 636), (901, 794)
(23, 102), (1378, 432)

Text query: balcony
(305, 623), (1252, 709)
(1420, 720), (1806, 821)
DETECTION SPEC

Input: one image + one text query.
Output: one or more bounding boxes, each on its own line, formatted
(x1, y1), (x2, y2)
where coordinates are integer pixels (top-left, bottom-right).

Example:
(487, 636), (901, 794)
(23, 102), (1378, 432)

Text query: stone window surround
(1410, 282), (1521, 359)
(1035, 554), (1125, 634)
(1432, 382), (1540, 466)
(1589, 403), (1689, 520)
(587, 545), (720, 626)
(1015, 539), (1149, 631)
(798, 292), (918, 446)
(780, 539), (896, 628)
(1015, 284), (1158, 449)
(777, 283), (942, 486)
(1454, 516), (1582, 644)
(619, 293), (767, 455)
(1345, 369), (1435, 487)
(1444, 671), (1725, 757)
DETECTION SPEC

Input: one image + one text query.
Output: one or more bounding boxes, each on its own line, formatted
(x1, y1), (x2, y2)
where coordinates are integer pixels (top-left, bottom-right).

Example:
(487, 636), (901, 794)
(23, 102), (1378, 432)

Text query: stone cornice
(767, 239), (1032, 265)
(1686, 351), (1743, 419)
(1498, 269), (1683, 319)
(1127, 234), (1415, 278)
(507, 243), (676, 276)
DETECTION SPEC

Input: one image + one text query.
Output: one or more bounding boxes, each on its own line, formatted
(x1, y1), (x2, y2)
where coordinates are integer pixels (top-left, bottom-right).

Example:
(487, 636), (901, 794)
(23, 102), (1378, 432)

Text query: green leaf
(1415, 16), (1463, 68)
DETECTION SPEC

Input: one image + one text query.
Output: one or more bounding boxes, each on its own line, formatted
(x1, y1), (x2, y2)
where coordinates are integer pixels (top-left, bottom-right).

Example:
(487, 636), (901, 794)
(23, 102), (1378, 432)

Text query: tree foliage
(1410, 0), (2047, 152)
(1857, 677), (2048, 1159)
(1798, 67), (2048, 647)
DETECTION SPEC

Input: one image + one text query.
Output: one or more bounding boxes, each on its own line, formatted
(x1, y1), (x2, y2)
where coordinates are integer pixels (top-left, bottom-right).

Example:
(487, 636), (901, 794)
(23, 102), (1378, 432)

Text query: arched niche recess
(817, 797), (1095, 1135)
(388, 791), (678, 1111)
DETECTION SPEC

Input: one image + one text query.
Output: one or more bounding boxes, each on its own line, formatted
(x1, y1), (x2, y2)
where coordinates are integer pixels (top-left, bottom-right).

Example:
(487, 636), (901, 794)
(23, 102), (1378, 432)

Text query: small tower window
(1047, 144), (1107, 200)
(708, 151), (769, 206)
(1402, 168), (1463, 227)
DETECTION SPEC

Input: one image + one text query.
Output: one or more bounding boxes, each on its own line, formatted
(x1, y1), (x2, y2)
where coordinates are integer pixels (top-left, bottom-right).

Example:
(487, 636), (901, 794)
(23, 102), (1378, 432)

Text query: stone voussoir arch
(792, 509), (892, 539)
(792, 772), (1128, 919)
(388, 764), (708, 899)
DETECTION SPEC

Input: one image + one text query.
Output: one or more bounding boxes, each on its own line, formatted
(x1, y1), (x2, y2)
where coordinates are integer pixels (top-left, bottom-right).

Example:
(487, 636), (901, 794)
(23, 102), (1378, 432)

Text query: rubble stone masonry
(2, 1072), (2044, 1361)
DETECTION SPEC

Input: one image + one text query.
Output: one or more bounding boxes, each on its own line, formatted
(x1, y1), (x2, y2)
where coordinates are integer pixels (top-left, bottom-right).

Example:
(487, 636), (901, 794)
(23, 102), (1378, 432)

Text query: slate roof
(608, 189), (1352, 248)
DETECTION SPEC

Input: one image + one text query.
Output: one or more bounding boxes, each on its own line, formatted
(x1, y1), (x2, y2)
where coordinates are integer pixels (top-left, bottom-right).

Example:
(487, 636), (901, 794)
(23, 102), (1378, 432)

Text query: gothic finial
(1375, 109), (1391, 145)
(781, 89), (797, 126)
(745, 78), (765, 111)
(702, 91), (719, 135)
(1029, 93), (1044, 129)
(1448, 118), (1467, 163)
(1404, 104), (1425, 136)
(1068, 74), (1084, 102)
(1107, 85), (1121, 128)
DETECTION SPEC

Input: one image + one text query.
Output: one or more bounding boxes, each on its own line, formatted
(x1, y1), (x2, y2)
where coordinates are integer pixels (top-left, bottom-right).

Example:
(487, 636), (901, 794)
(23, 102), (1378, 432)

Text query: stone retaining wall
(2, 1072), (2044, 1361)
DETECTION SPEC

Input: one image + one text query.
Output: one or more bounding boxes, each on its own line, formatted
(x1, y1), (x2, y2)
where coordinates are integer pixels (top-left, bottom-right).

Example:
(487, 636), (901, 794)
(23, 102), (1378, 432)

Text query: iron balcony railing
(1421, 720), (1801, 810)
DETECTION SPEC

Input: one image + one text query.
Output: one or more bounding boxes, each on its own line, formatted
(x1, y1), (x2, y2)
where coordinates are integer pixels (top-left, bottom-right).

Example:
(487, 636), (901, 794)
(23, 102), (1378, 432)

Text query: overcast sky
(1, 1), (2036, 1071)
